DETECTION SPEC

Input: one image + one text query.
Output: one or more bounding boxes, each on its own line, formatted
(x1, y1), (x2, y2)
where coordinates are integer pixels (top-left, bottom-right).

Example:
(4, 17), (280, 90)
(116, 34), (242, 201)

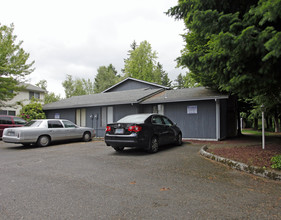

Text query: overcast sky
(1, 0), (185, 97)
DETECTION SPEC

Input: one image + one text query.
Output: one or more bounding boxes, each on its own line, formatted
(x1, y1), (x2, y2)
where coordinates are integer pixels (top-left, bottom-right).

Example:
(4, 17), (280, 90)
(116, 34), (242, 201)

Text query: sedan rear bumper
(105, 133), (149, 148)
(2, 136), (32, 144)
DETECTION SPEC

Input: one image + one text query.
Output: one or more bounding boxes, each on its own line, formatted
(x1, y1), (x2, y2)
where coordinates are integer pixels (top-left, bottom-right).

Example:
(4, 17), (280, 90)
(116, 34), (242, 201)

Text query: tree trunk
(237, 110), (241, 135)
(269, 116), (273, 130)
(254, 118), (258, 130)
(274, 110), (280, 132)
(266, 117), (269, 129)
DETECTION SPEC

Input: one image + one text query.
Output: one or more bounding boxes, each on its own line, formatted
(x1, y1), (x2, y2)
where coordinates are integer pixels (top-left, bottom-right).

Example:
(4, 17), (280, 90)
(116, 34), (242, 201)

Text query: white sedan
(2, 119), (95, 147)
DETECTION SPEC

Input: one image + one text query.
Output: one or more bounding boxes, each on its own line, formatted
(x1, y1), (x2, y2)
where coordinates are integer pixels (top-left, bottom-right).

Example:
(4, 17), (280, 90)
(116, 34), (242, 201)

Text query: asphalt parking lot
(0, 140), (280, 219)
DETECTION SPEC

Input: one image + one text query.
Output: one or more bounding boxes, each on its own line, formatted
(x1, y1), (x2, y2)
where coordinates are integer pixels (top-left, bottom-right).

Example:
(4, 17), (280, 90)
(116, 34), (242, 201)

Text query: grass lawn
(242, 129), (281, 136)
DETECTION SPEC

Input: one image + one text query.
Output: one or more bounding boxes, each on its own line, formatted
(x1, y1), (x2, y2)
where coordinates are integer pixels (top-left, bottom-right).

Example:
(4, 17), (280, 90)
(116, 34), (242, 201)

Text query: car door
(47, 120), (66, 141)
(62, 120), (82, 139)
(151, 115), (167, 145)
(161, 116), (177, 144)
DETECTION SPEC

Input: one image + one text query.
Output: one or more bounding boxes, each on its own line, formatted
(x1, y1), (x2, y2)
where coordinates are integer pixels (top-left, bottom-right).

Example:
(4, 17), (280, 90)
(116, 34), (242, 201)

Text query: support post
(261, 104), (265, 150)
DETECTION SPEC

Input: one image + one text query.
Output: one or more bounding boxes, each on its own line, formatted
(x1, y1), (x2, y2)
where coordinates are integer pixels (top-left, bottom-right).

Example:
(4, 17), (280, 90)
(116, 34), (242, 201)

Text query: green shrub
(19, 101), (46, 121)
(271, 155), (281, 170)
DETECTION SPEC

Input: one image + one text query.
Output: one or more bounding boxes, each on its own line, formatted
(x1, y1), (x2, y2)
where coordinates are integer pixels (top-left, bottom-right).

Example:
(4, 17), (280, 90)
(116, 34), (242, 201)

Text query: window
(76, 109), (86, 126)
(48, 121), (63, 128)
(14, 117), (26, 125)
(62, 120), (77, 128)
(29, 91), (40, 100)
(0, 117), (12, 124)
(0, 110), (8, 115)
(151, 116), (163, 125)
(0, 110), (16, 116)
(8, 111), (16, 116)
(101, 106), (113, 127)
(162, 117), (173, 126)
(25, 121), (42, 127)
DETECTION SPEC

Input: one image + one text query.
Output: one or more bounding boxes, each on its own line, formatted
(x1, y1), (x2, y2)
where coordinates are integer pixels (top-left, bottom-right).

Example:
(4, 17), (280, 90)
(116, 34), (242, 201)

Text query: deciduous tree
(62, 75), (95, 98)
(123, 41), (171, 86)
(36, 80), (61, 104)
(0, 23), (34, 105)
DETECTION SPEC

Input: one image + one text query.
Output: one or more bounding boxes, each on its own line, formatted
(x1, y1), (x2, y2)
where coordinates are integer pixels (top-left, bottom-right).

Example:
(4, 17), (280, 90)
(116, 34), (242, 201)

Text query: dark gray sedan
(2, 119), (95, 147)
(105, 113), (182, 153)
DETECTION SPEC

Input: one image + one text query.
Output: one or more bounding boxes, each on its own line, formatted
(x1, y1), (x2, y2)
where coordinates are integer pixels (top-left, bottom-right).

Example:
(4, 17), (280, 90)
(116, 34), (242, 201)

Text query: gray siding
(85, 107), (100, 129)
(45, 109), (76, 122)
(106, 80), (161, 92)
(143, 100), (217, 139)
(165, 101), (216, 139)
(164, 100), (216, 139)
(114, 104), (139, 122)
(92, 104), (140, 137)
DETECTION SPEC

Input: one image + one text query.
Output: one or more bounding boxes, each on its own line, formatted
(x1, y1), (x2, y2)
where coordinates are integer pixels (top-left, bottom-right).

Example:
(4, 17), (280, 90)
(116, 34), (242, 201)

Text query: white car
(2, 119), (95, 147)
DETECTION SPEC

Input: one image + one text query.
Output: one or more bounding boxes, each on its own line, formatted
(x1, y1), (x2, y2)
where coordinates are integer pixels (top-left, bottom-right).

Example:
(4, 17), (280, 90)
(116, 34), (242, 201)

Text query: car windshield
(24, 120), (42, 127)
(117, 114), (150, 124)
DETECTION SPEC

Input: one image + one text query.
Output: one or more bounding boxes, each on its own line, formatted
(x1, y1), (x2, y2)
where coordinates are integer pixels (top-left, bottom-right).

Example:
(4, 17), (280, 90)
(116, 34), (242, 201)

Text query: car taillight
(106, 126), (111, 132)
(128, 125), (142, 132)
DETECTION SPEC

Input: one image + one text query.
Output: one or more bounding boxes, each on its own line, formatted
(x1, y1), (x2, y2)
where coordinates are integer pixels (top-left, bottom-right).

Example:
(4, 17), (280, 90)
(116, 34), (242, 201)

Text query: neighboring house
(0, 83), (46, 116)
(43, 77), (237, 140)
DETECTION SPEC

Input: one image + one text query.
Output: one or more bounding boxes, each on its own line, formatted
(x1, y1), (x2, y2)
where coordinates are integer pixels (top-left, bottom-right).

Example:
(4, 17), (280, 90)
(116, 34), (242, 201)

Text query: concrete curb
(200, 145), (281, 181)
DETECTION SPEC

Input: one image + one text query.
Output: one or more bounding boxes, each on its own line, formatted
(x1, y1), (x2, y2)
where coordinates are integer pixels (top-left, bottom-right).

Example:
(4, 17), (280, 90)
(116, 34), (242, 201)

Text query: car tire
(82, 132), (91, 142)
(148, 136), (159, 153)
(37, 135), (50, 147)
(176, 133), (182, 146)
(113, 147), (124, 152)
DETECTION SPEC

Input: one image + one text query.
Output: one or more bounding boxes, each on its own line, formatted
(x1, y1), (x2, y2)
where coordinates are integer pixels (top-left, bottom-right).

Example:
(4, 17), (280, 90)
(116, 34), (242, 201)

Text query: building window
(8, 111), (16, 116)
(29, 91), (40, 100)
(76, 108), (86, 127)
(0, 110), (15, 116)
(0, 110), (8, 115)
(101, 106), (113, 127)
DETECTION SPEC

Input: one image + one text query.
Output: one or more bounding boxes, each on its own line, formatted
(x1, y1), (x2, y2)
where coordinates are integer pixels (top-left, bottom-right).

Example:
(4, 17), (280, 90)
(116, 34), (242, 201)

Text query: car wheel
(82, 132), (91, 142)
(176, 133), (182, 146)
(113, 147), (124, 152)
(37, 135), (50, 147)
(148, 136), (159, 153)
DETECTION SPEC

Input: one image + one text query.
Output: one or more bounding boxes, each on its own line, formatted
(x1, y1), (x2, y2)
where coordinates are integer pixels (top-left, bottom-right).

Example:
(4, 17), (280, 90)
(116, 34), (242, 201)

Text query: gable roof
(43, 88), (163, 110)
(20, 83), (46, 93)
(102, 77), (170, 93)
(141, 87), (228, 104)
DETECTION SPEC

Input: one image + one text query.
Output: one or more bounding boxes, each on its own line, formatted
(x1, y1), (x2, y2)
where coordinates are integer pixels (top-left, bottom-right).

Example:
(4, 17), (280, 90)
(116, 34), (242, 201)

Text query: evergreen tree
(94, 64), (120, 93)
(167, 0), (281, 99)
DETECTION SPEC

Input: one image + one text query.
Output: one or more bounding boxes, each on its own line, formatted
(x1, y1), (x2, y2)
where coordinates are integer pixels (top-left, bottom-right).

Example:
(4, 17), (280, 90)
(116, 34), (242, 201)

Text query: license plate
(115, 128), (124, 134)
